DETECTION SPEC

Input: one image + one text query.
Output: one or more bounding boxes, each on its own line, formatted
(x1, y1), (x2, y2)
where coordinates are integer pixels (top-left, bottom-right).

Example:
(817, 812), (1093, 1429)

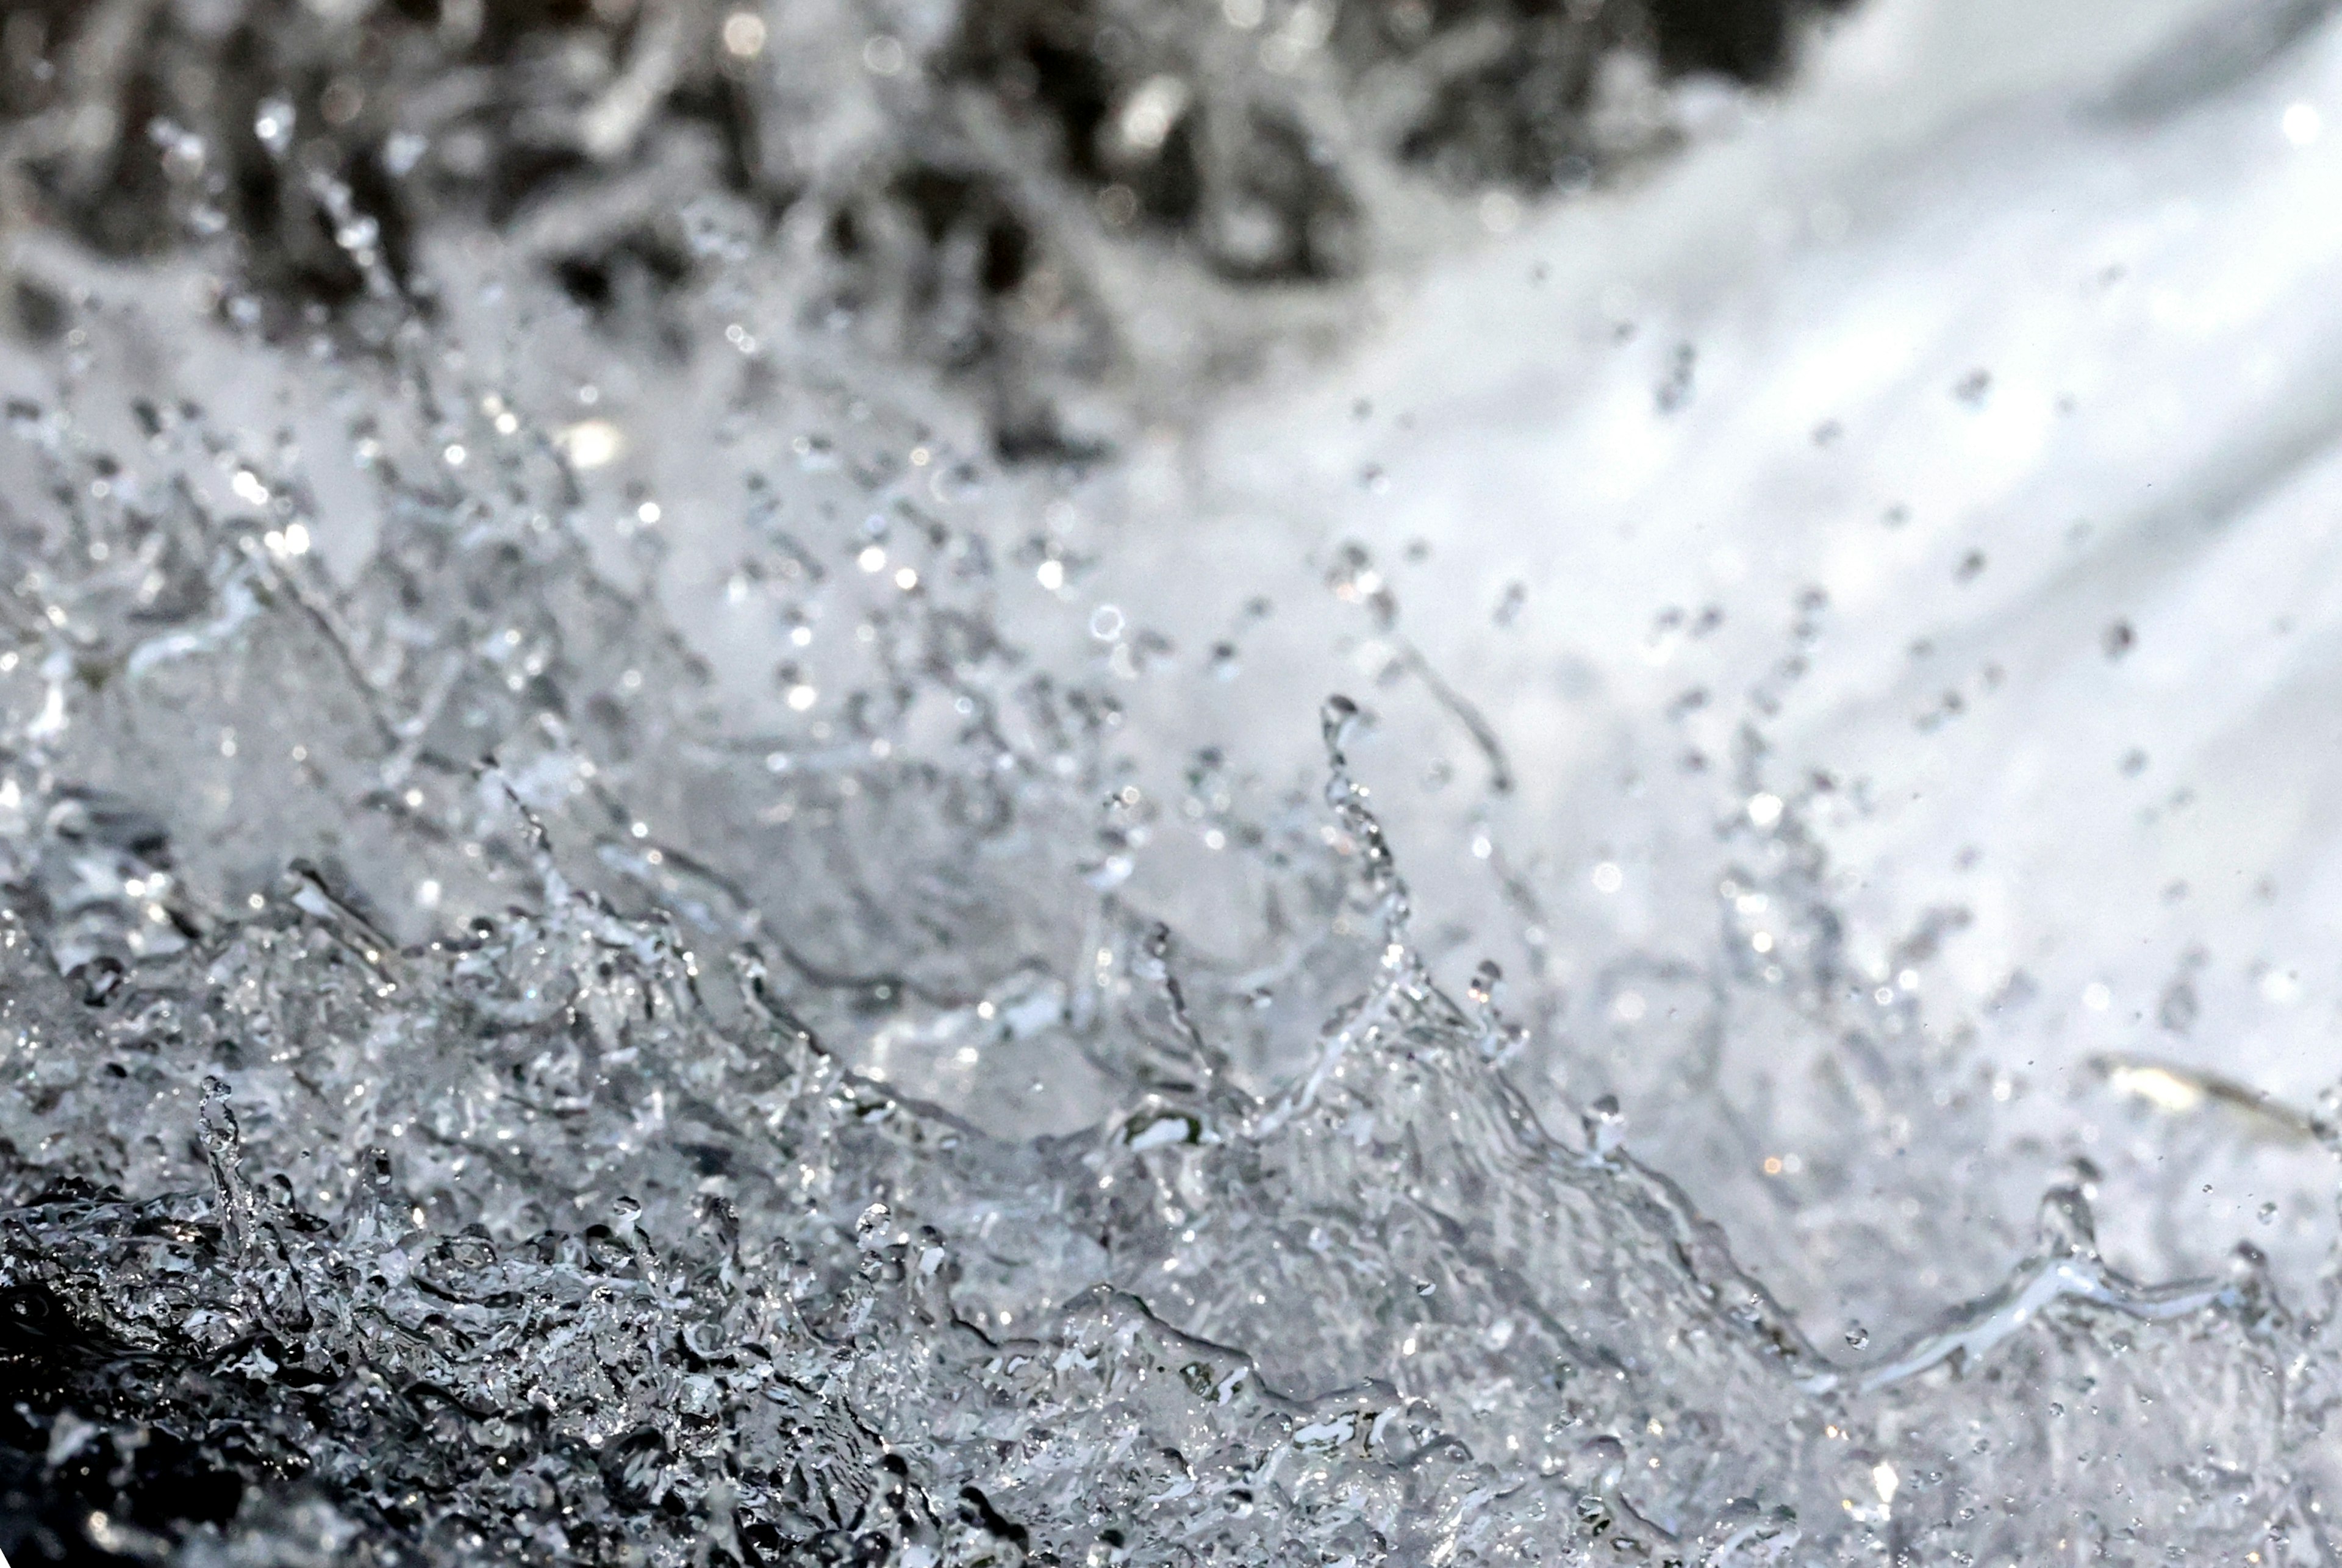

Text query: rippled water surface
(4, 0), (2342, 1561)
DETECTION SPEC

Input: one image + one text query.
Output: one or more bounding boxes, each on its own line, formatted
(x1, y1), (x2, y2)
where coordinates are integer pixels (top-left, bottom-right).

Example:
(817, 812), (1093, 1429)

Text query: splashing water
(5, 0), (2342, 1564)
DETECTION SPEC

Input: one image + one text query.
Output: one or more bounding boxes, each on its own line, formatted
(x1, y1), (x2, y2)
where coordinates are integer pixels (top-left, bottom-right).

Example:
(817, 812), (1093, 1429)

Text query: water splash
(3, 4), (2341, 1562)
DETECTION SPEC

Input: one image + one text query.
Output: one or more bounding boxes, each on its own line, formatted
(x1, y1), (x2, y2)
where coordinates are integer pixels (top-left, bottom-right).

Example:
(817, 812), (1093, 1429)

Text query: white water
(3, 0), (2341, 1561)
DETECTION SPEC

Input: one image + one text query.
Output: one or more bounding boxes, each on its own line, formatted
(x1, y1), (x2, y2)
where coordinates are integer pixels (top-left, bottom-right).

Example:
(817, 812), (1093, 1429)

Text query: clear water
(4, 0), (2342, 1562)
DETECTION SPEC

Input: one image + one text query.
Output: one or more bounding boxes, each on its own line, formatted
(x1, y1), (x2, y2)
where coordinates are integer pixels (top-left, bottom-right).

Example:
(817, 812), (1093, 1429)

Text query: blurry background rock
(1, 0), (1852, 457)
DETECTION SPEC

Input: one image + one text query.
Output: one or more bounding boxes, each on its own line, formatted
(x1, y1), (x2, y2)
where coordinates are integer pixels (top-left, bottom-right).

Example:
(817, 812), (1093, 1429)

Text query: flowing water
(2, 0), (2341, 1561)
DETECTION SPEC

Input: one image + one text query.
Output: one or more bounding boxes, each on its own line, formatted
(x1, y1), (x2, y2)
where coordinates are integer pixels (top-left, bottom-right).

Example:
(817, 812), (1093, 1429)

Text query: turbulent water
(4, 0), (2342, 1562)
